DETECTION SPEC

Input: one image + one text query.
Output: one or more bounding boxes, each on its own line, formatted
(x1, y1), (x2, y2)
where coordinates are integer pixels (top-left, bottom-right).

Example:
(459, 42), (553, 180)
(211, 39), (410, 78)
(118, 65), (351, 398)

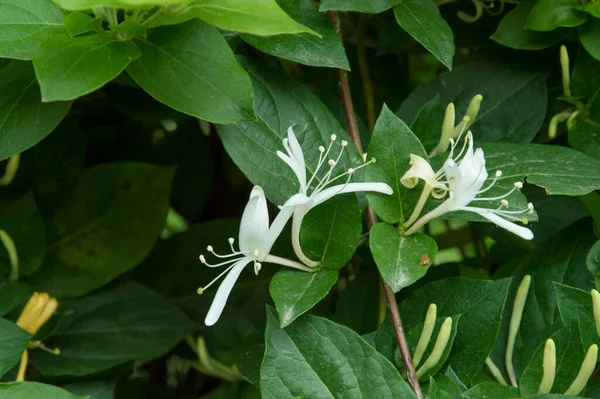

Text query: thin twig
(356, 16), (376, 132)
(327, 11), (424, 399)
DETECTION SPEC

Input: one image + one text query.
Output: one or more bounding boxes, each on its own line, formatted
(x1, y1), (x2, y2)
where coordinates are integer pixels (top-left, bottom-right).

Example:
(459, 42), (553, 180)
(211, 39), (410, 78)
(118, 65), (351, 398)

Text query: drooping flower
(198, 186), (313, 326)
(276, 126), (393, 267)
(403, 131), (534, 240)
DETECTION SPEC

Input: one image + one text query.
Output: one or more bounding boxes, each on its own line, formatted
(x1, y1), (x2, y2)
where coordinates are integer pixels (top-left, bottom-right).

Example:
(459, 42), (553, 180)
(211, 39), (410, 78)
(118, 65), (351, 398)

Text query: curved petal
(290, 207), (318, 267)
(259, 206), (294, 260)
(239, 186), (269, 252)
(400, 154), (437, 188)
(204, 259), (252, 326)
(313, 182), (393, 207)
(465, 208), (534, 240)
(287, 127), (306, 189)
(281, 193), (311, 208)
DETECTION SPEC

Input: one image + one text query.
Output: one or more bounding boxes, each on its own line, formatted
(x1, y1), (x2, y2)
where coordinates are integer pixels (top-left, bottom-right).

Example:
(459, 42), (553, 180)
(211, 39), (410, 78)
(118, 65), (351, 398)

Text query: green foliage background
(0, 0), (599, 398)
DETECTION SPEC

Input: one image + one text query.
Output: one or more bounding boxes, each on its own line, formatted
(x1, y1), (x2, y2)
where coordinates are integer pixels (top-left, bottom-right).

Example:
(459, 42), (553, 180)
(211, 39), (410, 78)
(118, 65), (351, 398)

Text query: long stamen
(307, 135), (336, 191)
(318, 156), (376, 189)
(472, 182), (523, 201)
(306, 146), (327, 189)
(199, 254), (241, 268)
(313, 143), (346, 195)
(206, 245), (242, 259)
(197, 263), (238, 293)
(477, 170), (502, 194)
(453, 131), (472, 162)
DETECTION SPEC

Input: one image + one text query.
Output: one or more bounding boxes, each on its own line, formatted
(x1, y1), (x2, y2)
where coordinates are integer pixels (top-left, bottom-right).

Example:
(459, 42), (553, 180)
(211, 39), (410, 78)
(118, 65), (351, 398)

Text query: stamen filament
(199, 255), (241, 268)
(198, 263), (238, 293)
(477, 171), (502, 194)
(472, 184), (519, 201)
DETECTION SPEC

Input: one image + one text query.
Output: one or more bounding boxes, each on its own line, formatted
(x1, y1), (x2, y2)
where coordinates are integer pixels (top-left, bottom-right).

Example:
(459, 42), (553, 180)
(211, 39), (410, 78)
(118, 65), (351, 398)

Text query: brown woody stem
(327, 11), (424, 399)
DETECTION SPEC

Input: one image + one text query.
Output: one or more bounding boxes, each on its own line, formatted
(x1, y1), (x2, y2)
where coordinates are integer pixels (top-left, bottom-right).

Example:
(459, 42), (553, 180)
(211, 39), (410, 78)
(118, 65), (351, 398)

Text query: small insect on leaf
(420, 254), (430, 266)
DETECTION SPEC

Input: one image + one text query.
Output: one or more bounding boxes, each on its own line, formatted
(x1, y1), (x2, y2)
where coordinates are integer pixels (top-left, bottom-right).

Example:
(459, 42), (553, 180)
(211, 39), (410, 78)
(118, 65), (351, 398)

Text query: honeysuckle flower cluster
(198, 127), (393, 326)
(277, 127), (392, 267)
(401, 129), (535, 241)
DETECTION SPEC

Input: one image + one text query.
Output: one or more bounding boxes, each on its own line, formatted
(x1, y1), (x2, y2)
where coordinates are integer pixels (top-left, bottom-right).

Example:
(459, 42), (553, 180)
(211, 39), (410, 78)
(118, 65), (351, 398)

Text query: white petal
(204, 259), (251, 326)
(313, 182), (393, 207)
(277, 150), (304, 186)
(472, 209), (534, 240)
(287, 127), (307, 189)
(239, 186), (270, 252)
(400, 154), (437, 188)
(260, 206), (294, 260)
(281, 193), (311, 208)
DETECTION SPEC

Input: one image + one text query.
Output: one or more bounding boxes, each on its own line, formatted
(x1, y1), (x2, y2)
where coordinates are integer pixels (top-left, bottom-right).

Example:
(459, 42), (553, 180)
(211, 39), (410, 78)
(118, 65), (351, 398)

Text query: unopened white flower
(198, 186), (313, 326)
(404, 131), (534, 240)
(277, 126), (393, 267)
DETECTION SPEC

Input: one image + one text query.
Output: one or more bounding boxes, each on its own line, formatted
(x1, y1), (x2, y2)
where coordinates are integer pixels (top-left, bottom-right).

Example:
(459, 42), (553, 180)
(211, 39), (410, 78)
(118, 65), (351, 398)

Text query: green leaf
(63, 12), (102, 37)
(393, 0), (454, 70)
(51, 0), (189, 10)
(525, 0), (587, 31)
(462, 382), (520, 399)
(0, 192), (46, 277)
(300, 195), (362, 269)
(29, 282), (193, 376)
(270, 268), (338, 327)
(335, 260), (380, 334)
(241, 0), (349, 70)
(580, 19), (600, 61)
(491, 220), (595, 368)
(319, 0), (401, 13)
(261, 307), (417, 398)
(126, 20), (255, 124)
(110, 20), (147, 39)
(216, 58), (361, 206)
(0, 0), (65, 60)
(491, 0), (567, 50)
(410, 94), (445, 154)
(588, 240), (600, 284)
(175, 0), (317, 36)
(0, 319), (30, 378)
(0, 61), (72, 161)
(63, 381), (115, 399)
(568, 118), (600, 160)
(427, 375), (462, 399)
(397, 62), (547, 144)
(377, 278), (511, 383)
(571, 47), (600, 99)
(578, 2), (600, 18)
(0, 382), (87, 399)
(555, 283), (599, 349)
(519, 322), (586, 396)
(28, 162), (174, 297)
(481, 142), (600, 196)
(365, 105), (428, 224)
(0, 282), (31, 317)
(370, 223), (437, 292)
(34, 33), (141, 102)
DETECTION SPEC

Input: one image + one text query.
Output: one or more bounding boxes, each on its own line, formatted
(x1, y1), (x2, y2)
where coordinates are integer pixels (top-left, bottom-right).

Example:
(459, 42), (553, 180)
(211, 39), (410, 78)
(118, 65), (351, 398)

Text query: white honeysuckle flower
(404, 131), (534, 240)
(198, 185), (313, 326)
(277, 126), (393, 267)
